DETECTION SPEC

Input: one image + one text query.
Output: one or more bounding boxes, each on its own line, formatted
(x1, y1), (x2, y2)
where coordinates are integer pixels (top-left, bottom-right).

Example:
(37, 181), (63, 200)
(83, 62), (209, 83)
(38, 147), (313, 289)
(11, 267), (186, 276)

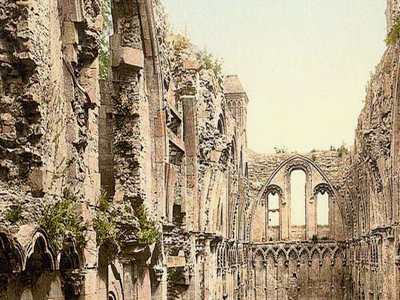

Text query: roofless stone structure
(0, 0), (399, 299)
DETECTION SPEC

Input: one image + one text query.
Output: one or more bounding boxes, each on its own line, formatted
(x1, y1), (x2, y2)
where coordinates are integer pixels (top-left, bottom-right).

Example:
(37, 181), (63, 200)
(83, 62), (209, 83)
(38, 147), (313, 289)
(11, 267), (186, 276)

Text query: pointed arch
(246, 154), (345, 241)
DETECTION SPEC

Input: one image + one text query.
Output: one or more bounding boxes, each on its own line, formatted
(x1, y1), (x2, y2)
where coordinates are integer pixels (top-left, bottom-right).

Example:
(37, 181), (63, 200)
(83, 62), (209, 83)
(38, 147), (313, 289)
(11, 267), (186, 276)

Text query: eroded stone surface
(0, 0), (400, 299)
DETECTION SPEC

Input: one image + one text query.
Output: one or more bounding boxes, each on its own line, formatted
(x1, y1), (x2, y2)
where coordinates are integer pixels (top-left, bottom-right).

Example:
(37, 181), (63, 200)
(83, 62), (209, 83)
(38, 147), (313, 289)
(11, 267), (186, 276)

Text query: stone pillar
(305, 174), (313, 240)
(183, 236), (197, 300)
(307, 193), (317, 239)
(61, 0), (102, 298)
(381, 235), (396, 299)
(282, 177), (290, 240)
(122, 262), (135, 300)
(136, 263), (152, 300)
(392, 46), (400, 224)
(152, 265), (168, 300)
(182, 95), (199, 231)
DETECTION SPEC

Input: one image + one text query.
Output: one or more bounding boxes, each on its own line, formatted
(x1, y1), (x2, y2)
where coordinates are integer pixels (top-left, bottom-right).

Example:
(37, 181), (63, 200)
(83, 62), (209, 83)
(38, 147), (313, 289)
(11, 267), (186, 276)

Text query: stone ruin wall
(334, 1), (400, 297)
(0, 0), (249, 299)
(0, 0), (400, 299)
(0, 0), (102, 298)
(245, 150), (348, 299)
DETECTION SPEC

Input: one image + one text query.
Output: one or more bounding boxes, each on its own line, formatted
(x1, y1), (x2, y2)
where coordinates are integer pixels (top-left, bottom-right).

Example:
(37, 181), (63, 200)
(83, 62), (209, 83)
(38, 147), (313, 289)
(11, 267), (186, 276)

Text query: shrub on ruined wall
(4, 205), (23, 224)
(39, 189), (88, 250)
(386, 17), (400, 45)
(93, 191), (117, 247)
(99, 0), (112, 79)
(93, 192), (159, 250)
(134, 203), (160, 244)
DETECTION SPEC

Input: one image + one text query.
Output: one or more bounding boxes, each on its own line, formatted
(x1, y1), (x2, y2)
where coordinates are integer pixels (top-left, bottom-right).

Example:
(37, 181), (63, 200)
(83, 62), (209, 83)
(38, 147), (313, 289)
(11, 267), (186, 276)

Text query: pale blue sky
(164, 0), (387, 153)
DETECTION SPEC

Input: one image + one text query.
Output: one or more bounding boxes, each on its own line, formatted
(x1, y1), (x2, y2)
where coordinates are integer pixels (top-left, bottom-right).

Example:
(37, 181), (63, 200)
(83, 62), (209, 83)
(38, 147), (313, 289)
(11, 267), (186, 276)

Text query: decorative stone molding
(313, 183), (334, 197)
(284, 158), (312, 177)
(264, 184), (283, 197)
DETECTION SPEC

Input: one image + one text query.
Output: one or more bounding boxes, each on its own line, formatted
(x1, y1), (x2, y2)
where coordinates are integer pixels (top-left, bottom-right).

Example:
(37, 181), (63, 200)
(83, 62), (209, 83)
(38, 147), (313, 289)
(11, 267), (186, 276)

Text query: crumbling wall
(338, 46), (400, 300)
(0, 0), (102, 298)
(336, 2), (400, 297)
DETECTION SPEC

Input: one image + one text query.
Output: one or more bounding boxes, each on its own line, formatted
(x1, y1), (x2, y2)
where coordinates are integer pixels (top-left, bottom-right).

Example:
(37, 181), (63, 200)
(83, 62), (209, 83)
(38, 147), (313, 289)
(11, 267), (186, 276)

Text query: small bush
(337, 144), (349, 158)
(311, 235), (318, 243)
(172, 34), (191, 51)
(39, 190), (88, 250)
(134, 204), (160, 245)
(97, 191), (111, 212)
(94, 191), (117, 247)
(5, 205), (23, 224)
(196, 50), (223, 78)
(274, 146), (287, 154)
(94, 210), (117, 247)
(386, 17), (400, 46)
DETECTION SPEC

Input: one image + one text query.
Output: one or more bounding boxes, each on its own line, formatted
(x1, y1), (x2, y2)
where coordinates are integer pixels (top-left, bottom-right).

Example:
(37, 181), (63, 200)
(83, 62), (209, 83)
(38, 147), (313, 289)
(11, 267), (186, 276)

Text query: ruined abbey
(0, 0), (400, 299)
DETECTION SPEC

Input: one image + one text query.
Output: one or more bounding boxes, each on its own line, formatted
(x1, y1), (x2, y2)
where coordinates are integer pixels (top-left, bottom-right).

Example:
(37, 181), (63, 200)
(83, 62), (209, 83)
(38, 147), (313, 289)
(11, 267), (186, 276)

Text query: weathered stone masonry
(1, 0), (400, 299)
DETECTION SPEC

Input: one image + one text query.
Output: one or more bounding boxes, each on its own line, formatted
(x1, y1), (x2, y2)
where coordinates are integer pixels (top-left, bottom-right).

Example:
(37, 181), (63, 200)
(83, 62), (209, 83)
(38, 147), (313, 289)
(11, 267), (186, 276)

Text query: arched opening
(267, 192), (280, 241)
(317, 192), (329, 226)
(268, 193), (279, 226)
(108, 291), (117, 300)
(290, 170), (306, 225)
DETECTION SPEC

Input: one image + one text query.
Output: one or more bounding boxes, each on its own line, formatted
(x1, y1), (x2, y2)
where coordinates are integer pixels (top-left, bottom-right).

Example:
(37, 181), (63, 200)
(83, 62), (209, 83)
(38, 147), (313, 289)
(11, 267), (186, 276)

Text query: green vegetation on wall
(197, 49), (223, 78)
(39, 189), (88, 250)
(134, 203), (160, 244)
(100, 0), (112, 80)
(5, 205), (23, 224)
(386, 17), (400, 46)
(93, 191), (117, 247)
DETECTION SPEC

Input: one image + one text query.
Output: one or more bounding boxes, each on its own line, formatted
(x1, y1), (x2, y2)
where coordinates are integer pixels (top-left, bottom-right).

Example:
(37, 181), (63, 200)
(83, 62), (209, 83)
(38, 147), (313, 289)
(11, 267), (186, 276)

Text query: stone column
(391, 46), (400, 224)
(183, 236), (197, 300)
(307, 193), (317, 240)
(282, 177), (290, 240)
(381, 234), (396, 299)
(305, 174), (313, 240)
(151, 265), (168, 300)
(122, 261), (135, 300)
(182, 95), (199, 231)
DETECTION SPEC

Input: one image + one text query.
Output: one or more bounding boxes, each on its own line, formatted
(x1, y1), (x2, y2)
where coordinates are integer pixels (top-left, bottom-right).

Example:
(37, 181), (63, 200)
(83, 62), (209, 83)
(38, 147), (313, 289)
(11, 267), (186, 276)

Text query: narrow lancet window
(317, 192), (329, 226)
(290, 170), (306, 225)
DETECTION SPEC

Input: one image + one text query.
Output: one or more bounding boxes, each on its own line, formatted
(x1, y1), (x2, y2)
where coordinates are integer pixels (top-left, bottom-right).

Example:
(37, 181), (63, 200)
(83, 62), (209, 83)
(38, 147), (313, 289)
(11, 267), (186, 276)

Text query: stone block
(63, 22), (78, 45)
(110, 34), (144, 69)
(112, 44), (144, 69)
(65, 0), (83, 22)
(28, 167), (44, 195)
(167, 256), (186, 268)
(0, 113), (16, 138)
(64, 44), (78, 64)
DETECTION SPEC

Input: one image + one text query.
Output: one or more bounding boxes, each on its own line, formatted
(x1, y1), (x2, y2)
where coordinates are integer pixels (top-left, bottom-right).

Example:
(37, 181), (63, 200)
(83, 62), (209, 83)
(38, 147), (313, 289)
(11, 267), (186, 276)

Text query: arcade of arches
(0, 0), (400, 299)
